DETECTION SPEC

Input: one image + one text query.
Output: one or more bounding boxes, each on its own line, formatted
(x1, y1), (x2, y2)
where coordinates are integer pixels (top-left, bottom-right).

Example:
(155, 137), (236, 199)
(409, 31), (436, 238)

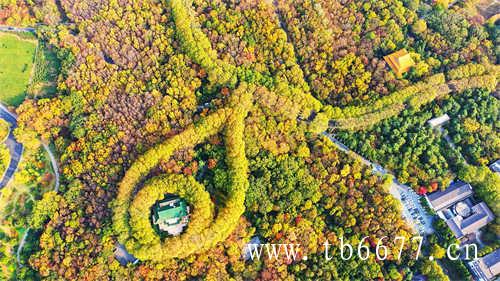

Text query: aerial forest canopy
(0, 0), (498, 279)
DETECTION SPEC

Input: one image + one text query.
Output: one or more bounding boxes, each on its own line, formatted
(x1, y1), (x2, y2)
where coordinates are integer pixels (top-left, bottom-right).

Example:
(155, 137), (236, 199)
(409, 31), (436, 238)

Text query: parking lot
(389, 182), (434, 235)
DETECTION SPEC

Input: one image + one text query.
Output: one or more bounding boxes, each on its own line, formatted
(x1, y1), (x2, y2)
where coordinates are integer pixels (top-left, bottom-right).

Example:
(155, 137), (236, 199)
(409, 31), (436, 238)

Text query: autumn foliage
(113, 84), (252, 261)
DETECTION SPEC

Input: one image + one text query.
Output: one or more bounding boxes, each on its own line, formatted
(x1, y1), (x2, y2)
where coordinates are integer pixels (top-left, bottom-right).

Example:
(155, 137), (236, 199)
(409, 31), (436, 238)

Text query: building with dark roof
(426, 181), (495, 240)
(490, 159), (500, 174)
(468, 248), (500, 281)
(426, 181), (473, 211)
(445, 202), (495, 239)
(114, 243), (139, 266)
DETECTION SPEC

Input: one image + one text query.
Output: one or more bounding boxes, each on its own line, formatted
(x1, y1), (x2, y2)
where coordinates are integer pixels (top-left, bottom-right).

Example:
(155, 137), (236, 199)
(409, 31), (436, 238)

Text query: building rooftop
(154, 197), (188, 222)
(152, 195), (189, 236)
(446, 202), (495, 238)
(114, 243), (139, 266)
(483, 249), (500, 278)
(427, 181), (473, 212)
(383, 49), (415, 77)
(242, 236), (262, 261)
(468, 248), (500, 281)
(427, 114), (450, 128)
(490, 159), (500, 173)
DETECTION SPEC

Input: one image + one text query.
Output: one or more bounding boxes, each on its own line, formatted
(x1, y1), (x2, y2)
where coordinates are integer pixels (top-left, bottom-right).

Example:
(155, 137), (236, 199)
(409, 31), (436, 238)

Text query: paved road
(0, 104), (24, 188)
(0, 25), (35, 33)
(323, 132), (435, 235)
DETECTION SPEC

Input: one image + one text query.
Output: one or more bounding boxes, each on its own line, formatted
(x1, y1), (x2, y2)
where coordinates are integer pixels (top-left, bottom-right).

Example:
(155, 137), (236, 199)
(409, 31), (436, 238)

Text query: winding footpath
(42, 143), (60, 192)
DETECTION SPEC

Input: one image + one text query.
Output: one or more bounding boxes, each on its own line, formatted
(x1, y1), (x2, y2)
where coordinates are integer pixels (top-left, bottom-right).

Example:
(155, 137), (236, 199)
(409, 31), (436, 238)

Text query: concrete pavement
(0, 25), (35, 33)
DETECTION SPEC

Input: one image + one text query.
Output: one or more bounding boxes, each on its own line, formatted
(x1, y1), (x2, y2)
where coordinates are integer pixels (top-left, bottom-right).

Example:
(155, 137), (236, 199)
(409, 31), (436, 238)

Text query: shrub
(0, 119), (10, 142)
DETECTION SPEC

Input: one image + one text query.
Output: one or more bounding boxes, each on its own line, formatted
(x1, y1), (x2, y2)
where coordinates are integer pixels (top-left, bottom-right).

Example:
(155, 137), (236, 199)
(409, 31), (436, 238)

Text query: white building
(427, 114), (450, 128)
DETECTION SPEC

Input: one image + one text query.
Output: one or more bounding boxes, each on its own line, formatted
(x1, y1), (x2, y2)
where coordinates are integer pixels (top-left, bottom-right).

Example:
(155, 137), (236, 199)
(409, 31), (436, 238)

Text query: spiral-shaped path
(113, 84), (253, 261)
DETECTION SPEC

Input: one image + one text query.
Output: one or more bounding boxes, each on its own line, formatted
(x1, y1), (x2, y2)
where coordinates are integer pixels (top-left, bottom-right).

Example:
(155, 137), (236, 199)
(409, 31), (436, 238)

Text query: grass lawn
(0, 32), (37, 106)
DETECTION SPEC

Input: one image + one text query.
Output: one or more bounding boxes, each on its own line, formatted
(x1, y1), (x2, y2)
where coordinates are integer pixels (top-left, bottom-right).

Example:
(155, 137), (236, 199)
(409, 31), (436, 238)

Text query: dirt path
(16, 229), (29, 266)
(42, 143), (60, 192)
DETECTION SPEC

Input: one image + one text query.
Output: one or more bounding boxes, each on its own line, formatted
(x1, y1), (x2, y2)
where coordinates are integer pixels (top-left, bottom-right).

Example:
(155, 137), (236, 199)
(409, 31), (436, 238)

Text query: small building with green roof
(152, 194), (190, 236)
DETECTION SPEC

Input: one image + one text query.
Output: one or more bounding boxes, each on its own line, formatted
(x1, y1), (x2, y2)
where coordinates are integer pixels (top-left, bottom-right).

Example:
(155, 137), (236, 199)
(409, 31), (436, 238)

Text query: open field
(0, 32), (36, 106)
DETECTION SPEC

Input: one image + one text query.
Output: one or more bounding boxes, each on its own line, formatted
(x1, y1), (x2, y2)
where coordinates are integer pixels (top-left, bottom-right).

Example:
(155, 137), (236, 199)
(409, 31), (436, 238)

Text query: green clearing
(0, 32), (37, 106)
(28, 42), (60, 97)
